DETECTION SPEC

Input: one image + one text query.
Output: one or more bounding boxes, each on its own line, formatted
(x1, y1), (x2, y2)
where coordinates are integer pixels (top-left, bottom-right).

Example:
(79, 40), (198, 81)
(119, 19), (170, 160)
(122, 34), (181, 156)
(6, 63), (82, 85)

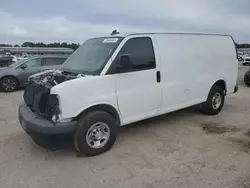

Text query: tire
(0, 76), (18, 92)
(74, 111), (118, 156)
(245, 82), (250, 87)
(244, 74), (250, 86)
(201, 86), (225, 115)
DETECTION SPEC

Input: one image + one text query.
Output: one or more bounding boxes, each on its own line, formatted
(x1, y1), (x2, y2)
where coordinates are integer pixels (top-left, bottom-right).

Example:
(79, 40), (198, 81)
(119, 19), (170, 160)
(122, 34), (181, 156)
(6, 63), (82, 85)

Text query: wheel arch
(74, 103), (121, 126)
(211, 79), (227, 95)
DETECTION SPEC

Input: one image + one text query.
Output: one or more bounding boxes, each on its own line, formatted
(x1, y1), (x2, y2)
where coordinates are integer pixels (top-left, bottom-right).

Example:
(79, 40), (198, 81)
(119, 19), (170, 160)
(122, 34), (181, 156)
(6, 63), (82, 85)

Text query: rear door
(42, 57), (67, 70)
(108, 36), (162, 124)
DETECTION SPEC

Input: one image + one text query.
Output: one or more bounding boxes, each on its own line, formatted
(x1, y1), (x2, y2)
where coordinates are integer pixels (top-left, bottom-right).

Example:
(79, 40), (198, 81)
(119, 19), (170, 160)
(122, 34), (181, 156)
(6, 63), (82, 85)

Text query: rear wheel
(244, 74), (250, 86)
(74, 111), (118, 156)
(0, 77), (18, 92)
(201, 86), (225, 115)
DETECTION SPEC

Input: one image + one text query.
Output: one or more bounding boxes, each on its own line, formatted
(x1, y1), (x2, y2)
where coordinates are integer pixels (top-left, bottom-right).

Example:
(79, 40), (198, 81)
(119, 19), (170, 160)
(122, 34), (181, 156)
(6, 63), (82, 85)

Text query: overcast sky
(0, 0), (250, 44)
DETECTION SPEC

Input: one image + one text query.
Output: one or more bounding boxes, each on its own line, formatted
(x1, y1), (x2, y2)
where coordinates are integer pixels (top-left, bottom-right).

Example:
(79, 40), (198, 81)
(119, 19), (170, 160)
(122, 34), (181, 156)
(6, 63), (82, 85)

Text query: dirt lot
(0, 66), (250, 188)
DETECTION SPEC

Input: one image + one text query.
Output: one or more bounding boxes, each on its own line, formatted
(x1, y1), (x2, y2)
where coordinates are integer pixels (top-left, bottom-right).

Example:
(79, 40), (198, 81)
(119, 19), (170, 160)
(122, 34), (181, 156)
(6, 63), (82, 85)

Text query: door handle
(156, 71), (161, 83)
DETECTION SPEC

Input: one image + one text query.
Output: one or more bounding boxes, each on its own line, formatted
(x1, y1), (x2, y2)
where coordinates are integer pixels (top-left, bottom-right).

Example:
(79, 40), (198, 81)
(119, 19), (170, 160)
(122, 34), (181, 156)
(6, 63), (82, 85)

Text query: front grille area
(24, 85), (50, 115)
(245, 59), (250, 62)
(23, 85), (36, 106)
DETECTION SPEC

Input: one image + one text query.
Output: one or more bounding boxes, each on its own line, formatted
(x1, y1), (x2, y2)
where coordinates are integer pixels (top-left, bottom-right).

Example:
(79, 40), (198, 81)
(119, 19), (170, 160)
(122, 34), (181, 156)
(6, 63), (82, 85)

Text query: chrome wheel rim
(212, 93), (222, 110)
(86, 122), (110, 149)
(2, 79), (16, 91)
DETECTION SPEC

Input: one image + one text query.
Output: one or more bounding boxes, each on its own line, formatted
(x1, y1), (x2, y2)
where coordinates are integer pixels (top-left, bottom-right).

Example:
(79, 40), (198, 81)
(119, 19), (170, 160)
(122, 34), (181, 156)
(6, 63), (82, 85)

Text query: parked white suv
(242, 52), (250, 66)
(19, 33), (238, 156)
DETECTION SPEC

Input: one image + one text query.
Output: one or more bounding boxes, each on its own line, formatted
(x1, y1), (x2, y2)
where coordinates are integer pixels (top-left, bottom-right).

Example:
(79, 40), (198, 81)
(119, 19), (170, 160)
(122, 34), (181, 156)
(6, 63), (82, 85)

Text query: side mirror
(20, 64), (27, 70)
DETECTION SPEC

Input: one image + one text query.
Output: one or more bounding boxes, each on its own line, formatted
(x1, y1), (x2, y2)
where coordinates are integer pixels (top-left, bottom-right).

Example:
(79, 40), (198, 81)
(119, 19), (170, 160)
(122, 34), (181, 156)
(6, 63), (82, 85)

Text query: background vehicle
(0, 56), (14, 67)
(19, 33), (238, 156)
(237, 51), (244, 61)
(11, 55), (19, 62)
(17, 53), (30, 61)
(0, 55), (68, 92)
(242, 52), (250, 65)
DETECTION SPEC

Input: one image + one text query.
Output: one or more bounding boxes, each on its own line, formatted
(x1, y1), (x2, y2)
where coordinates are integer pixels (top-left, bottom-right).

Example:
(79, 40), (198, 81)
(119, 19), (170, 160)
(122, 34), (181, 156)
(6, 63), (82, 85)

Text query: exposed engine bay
(28, 69), (83, 88)
(24, 70), (84, 122)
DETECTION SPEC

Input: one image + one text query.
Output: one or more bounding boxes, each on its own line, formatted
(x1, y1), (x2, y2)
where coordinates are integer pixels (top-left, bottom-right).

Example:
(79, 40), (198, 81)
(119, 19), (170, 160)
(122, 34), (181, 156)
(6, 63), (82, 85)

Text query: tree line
(0, 42), (80, 51)
(1, 42), (250, 50)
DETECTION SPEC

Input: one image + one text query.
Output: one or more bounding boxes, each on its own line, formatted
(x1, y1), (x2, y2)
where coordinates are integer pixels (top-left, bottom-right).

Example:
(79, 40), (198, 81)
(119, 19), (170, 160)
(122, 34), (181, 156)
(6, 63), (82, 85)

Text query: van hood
(28, 69), (85, 88)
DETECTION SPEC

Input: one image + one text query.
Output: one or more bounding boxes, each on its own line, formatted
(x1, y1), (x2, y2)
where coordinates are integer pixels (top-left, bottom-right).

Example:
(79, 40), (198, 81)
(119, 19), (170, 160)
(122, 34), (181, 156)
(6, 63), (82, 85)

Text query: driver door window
(110, 37), (156, 74)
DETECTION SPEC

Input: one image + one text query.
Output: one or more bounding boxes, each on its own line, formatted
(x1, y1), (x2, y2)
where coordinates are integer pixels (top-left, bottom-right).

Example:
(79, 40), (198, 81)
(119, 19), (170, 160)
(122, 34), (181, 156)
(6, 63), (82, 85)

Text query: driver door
(17, 58), (43, 85)
(108, 37), (162, 124)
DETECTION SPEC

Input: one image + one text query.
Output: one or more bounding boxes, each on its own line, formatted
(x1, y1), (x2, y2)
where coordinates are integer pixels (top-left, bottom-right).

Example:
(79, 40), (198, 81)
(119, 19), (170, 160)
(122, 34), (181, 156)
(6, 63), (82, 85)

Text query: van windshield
(61, 37), (123, 75)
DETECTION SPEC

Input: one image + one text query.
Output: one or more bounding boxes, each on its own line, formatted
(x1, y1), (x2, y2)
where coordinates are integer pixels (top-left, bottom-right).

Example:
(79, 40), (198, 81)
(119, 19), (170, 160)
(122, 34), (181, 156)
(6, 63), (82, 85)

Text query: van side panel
(154, 34), (238, 113)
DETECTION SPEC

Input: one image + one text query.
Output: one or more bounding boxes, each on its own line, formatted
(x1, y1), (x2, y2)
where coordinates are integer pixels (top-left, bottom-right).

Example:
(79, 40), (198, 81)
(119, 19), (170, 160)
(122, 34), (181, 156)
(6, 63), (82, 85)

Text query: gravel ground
(0, 65), (250, 188)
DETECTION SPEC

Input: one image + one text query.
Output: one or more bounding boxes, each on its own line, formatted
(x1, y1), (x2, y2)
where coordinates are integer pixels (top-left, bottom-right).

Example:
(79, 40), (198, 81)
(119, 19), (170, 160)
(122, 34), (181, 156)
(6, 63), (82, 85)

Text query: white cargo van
(19, 33), (238, 156)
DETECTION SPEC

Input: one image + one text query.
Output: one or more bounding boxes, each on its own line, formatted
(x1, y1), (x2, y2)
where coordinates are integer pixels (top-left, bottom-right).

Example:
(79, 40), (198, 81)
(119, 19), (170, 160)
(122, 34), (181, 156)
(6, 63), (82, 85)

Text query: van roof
(110, 32), (232, 38)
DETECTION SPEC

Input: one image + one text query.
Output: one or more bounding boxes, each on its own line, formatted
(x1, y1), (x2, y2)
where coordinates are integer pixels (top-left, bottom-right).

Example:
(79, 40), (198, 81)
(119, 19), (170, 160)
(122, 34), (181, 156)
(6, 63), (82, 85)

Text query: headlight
(52, 115), (58, 123)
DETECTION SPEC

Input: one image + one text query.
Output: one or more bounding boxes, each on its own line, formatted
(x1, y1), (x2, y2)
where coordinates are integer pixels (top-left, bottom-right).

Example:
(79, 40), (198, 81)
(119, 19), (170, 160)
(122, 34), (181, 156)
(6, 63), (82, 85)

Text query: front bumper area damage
(18, 102), (76, 149)
(19, 69), (80, 140)
(18, 102), (76, 135)
(24, 69), (82, 121)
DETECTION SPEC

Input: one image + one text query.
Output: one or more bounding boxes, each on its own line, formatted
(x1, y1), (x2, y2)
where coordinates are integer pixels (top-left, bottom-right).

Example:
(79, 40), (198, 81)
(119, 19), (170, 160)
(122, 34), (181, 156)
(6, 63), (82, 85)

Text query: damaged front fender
(24, 69), (84, 121)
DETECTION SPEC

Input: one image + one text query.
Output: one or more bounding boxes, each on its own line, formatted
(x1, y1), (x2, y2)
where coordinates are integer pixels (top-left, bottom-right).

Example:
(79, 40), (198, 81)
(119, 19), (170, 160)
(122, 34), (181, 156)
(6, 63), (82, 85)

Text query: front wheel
(201, 86), (225, 115)
(0, 77), (18, 92)
(74, 111), (118, 156)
